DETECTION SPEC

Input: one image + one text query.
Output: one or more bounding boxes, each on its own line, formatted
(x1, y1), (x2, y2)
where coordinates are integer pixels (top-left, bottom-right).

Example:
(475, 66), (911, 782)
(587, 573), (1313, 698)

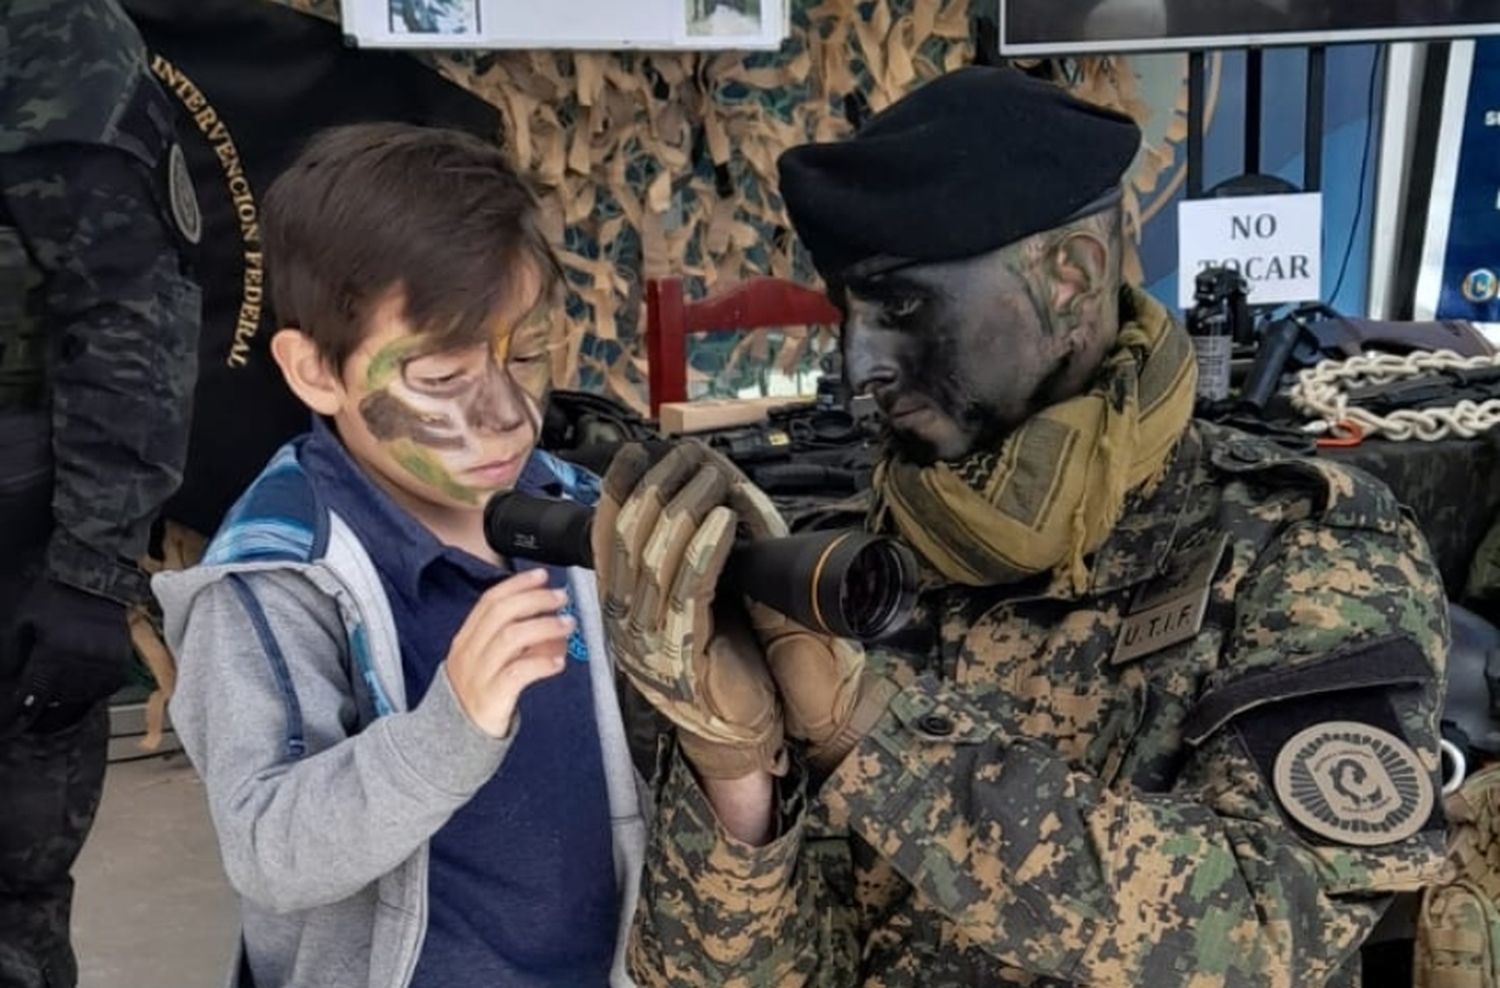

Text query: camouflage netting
(278, 0), (1161, 412)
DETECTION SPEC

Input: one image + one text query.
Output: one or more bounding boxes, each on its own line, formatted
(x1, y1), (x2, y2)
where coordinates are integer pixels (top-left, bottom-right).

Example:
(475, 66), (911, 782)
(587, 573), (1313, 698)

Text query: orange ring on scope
(807, 532), (853, 634)
(1316, 421), (1365, 448)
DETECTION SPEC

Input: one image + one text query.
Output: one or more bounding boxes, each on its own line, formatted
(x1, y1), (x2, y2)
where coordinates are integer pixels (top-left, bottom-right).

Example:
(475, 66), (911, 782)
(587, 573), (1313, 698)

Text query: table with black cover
(1320, 433), (1500, 598)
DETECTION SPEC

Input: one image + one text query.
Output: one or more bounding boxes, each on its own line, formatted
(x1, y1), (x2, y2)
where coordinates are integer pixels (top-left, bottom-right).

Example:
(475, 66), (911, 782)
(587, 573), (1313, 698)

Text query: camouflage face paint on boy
(334, 284), (553, 512)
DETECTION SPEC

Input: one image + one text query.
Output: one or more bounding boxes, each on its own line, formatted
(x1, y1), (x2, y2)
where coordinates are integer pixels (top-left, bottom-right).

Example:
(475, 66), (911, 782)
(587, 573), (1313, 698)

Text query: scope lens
(837, 540), (916, 640)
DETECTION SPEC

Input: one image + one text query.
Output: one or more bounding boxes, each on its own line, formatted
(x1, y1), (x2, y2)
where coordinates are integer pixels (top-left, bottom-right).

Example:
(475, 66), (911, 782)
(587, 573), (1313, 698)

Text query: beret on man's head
(777, 66), (1142, 282)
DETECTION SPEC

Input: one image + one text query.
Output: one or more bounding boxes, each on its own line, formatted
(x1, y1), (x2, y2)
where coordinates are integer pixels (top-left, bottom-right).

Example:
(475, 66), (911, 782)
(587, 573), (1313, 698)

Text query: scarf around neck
(871, 287), (1197, 592)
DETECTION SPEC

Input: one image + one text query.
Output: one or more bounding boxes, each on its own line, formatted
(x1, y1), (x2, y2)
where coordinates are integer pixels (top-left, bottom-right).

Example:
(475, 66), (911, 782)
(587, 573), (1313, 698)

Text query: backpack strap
(226, 574), (307, 762)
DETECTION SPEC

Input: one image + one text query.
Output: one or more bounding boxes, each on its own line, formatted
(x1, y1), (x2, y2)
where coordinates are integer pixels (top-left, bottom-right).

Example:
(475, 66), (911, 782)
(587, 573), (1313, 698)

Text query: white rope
(1288, 349), (1500, 442)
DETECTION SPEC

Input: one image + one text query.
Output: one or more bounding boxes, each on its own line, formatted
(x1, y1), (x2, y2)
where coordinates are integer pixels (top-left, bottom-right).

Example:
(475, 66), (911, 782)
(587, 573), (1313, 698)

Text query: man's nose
(842, 317), (901, 398)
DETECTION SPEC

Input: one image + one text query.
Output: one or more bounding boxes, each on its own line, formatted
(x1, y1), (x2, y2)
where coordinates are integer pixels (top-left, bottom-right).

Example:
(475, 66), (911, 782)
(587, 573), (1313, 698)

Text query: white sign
(1177, 192), (1323, 309)
(340, 0), (787, 50)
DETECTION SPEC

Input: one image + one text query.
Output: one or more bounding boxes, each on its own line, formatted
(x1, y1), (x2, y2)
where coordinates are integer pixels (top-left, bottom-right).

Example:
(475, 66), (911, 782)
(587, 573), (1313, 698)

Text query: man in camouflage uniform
(0, 2), (199, 984)
(603, 68), (1450, 986)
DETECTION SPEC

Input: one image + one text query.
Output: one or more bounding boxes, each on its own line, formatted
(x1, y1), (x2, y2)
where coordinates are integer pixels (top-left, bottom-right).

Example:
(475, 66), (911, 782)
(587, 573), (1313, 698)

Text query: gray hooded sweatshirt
(155, 442), (646, 988)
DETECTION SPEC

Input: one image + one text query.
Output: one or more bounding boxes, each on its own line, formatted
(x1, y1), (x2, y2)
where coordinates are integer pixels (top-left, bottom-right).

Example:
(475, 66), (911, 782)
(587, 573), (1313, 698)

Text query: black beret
(777, 67), (1142, 282)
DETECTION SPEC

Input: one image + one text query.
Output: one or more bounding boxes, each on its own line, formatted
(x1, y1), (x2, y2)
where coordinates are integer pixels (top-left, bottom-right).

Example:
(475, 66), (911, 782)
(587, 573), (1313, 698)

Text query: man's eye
(508, 352), (545, 366)
(416, 370), (464, 387)
(889, 297), (924, 318)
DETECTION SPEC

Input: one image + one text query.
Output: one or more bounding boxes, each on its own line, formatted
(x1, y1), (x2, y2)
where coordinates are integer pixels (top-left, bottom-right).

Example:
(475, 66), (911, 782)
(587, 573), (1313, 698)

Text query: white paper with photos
(340, 0), (786, 50)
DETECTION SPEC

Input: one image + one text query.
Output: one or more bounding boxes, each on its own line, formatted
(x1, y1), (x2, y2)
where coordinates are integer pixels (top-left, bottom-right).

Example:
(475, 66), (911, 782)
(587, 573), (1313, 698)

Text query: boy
(156, 124), (645, 988)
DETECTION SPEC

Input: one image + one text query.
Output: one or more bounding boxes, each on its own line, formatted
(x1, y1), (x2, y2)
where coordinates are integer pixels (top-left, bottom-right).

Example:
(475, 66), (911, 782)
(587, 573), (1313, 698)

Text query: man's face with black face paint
(841, 209), (1120, 463)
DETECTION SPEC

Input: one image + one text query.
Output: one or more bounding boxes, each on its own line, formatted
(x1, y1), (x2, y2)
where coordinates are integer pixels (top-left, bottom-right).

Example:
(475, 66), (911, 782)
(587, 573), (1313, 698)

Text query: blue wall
(1435, 39), (1500, 322)
(1138, 45), (1383, 316)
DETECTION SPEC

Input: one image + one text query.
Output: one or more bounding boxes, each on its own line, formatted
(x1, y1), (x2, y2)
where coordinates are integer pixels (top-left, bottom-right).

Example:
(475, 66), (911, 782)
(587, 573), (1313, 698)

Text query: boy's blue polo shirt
(302, 419), (617, 987)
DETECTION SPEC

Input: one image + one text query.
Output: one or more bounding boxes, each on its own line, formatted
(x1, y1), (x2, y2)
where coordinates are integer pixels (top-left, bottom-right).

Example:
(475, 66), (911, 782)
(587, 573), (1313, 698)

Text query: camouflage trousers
(0, 547), (108, 988)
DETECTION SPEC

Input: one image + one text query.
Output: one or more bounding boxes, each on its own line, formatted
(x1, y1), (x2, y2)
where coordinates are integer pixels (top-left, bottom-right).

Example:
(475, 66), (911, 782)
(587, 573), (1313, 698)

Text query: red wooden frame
(644, 276), (842, 416)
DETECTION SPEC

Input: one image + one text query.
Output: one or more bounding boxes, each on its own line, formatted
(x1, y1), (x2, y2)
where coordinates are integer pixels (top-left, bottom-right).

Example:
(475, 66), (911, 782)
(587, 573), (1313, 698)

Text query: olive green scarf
(871, 288), (1197, 592)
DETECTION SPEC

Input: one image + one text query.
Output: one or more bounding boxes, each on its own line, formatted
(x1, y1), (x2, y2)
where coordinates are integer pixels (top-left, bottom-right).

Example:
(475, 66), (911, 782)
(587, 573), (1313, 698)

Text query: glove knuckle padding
(600, 442), (652, 502)
(727, 477), (790, 540)
(633, 466), (726, 627)
(594, 442), (653, 588)
(668, 505), (735, 613)
(604, 533), (634, 618)
(617, 489), (665, 570)
(598, 449), (785, 777)
(640, 507), (733, 697)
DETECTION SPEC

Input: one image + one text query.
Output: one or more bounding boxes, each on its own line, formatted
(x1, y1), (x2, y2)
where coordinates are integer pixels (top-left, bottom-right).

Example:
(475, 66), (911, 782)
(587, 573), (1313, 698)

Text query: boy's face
(333, 274), (551, 514)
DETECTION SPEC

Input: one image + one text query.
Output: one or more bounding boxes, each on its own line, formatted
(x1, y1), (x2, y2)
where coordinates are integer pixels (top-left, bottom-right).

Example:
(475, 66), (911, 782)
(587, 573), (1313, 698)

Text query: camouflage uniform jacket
(629, 421), (1451, 988)
(0, 0), (200, 604)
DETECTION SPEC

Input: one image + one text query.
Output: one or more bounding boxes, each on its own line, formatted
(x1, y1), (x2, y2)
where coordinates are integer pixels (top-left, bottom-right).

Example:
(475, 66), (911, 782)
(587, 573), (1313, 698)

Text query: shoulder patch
(1273, 720), (1434, 846)
(1184, 635), (1443, 846)
(166, 143), (201, 245)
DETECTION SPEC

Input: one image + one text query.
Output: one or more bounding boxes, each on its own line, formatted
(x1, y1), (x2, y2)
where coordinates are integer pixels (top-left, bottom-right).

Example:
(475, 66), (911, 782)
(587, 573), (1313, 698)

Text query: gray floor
(73, 754), (238, 988)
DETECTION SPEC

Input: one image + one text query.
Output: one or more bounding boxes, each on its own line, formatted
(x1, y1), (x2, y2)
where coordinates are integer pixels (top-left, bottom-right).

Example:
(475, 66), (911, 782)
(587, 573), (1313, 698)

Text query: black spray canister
(1186, 266), (1250, 405)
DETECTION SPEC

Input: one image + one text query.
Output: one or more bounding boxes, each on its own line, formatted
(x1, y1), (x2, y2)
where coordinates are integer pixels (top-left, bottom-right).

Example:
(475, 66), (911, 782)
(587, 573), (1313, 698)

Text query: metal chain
(1288, 350), (1500, 442)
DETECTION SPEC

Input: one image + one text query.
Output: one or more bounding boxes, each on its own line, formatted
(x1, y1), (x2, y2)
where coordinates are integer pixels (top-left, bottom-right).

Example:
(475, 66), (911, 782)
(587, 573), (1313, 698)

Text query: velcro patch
(1183, 636), (1441, 845)
(1182, 635), (1431, 745)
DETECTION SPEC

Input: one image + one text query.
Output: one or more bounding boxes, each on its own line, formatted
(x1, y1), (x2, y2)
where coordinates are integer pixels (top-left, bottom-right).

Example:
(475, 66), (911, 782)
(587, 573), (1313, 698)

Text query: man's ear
(1047, 231), (1111, 319)
(270, 328), (345, 415)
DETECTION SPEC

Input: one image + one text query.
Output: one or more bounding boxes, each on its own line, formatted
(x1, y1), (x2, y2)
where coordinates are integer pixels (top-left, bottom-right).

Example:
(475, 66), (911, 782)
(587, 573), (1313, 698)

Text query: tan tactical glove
(702, 448), (900, 774)
(593, 442), (785, 780)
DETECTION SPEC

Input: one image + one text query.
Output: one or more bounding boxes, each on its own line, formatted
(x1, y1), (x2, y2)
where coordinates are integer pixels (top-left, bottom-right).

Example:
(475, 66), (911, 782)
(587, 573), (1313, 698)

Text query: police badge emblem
(167, 142), (202, 245)
(1273, 720), (1434, 846)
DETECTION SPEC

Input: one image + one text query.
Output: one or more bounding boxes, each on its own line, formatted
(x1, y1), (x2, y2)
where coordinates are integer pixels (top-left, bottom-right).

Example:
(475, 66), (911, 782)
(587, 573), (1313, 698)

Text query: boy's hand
(444, 568), (572, 738)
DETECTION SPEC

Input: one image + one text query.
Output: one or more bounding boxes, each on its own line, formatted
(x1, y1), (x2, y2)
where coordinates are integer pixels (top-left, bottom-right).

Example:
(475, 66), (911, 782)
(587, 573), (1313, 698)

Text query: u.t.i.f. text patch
(1112, 533), (1229, 665)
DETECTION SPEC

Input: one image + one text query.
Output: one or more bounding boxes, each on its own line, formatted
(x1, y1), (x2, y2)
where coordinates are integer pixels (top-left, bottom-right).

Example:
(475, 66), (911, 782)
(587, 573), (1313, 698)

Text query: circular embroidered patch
(1273, 721), (1433, 846)
(167, 143), (202, 245)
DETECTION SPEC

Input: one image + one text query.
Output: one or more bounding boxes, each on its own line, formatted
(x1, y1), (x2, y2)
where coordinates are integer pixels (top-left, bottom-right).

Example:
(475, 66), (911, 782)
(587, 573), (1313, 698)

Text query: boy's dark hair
(264, 123), (562, 368)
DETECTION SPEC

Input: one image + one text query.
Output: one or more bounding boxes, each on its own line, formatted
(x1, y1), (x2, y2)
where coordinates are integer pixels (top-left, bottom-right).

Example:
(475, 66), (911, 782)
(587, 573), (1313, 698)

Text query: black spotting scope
(484, 492), (918, 642)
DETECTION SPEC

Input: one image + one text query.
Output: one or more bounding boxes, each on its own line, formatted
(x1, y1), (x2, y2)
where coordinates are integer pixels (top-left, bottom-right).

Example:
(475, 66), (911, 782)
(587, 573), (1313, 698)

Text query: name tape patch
(1113, 533), (1229, 665)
